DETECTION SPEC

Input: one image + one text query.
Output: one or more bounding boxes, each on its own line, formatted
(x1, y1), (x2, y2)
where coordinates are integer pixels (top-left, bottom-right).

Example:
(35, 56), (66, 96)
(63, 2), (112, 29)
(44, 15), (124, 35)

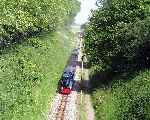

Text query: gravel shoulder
(81, 68), (95, 120)
(77, 37), (95, 120)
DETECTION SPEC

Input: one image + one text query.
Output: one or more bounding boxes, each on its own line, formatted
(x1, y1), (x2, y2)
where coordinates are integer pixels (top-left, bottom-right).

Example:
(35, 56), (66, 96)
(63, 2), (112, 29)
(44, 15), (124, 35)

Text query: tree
(84, 0), (150, 72)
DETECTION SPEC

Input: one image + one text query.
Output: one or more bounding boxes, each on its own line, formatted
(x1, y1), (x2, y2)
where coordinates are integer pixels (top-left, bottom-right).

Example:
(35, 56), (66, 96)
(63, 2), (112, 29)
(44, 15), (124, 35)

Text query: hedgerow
(91, 70), (150, 120)
(111, 70), (150, 120)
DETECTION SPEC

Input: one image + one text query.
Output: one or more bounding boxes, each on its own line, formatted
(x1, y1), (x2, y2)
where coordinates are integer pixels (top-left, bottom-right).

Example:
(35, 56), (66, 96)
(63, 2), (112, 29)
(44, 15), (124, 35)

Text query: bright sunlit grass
(0, 28), (74, 120)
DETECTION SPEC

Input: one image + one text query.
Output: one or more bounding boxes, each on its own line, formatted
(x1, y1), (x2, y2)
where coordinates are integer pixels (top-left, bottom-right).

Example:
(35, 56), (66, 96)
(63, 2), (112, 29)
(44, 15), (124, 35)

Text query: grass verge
(0, 28), (74, 120)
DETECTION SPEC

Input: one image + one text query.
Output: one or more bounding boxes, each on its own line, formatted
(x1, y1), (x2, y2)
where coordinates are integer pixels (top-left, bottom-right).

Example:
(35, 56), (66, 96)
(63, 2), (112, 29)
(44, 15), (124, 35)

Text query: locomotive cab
(60, 71), (75, 94)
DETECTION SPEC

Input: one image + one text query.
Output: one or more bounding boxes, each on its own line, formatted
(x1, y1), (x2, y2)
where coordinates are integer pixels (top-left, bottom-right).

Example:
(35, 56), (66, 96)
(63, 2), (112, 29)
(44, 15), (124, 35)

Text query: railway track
(55, 95), (69, 120)
(48, 32), (83, 120)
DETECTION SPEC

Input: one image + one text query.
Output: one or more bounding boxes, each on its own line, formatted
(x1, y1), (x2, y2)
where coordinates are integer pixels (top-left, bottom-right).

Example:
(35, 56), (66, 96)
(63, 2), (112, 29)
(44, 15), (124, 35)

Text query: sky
(74, 0), (98, 25)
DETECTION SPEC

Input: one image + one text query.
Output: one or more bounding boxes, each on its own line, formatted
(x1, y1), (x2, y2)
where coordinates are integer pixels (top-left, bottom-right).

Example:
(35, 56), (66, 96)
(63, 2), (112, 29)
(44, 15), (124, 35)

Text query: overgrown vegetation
(0, 0), (80, 119)
(85, 0), (150, 72)
(84, 0), (150, 119)
(0, 29), (74, 120)
(91, 70), (150, 120)
(0, 0), (80, 48)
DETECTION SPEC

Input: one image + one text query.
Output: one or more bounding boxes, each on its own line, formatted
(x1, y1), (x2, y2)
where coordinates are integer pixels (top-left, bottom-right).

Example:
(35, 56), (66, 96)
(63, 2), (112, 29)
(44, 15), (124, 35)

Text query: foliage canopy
(84, 0), (150, 72)
(0, 0), (80, 48)
(85, 0), (150, 119)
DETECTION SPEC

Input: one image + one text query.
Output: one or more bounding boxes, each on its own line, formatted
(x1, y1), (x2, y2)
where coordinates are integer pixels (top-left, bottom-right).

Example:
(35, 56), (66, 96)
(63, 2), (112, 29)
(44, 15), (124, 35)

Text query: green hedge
(112, 70), (150, 120)
(92, 70), (150, 120)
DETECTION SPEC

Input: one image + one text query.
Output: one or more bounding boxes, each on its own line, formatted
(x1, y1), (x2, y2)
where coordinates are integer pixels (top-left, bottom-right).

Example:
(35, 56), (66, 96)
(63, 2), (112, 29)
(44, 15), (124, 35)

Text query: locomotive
(59, 67), (75, 94)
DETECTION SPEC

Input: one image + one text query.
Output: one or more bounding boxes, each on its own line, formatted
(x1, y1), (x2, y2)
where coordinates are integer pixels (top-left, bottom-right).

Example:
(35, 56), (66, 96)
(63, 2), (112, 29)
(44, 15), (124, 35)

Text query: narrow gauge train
(60, 68), (75, 94)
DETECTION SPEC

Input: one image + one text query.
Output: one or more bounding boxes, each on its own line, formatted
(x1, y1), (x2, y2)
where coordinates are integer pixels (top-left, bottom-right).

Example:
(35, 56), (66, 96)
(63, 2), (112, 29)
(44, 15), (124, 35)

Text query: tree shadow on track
(55, 48), (81, 94)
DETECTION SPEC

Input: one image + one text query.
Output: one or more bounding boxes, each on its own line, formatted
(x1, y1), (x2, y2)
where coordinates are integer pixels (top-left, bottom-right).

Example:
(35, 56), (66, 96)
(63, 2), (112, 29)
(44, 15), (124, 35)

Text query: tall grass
(0, 28), (74, 120)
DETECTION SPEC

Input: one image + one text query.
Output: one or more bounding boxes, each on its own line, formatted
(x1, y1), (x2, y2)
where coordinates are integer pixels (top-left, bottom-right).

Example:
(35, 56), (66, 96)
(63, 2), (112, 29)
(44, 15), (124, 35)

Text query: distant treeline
(0, 0), (80, 48)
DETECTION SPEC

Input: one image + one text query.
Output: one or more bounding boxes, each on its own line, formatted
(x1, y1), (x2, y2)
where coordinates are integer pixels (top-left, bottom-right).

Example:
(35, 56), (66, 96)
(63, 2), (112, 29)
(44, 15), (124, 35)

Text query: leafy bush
(92, 70), (150, 120)
(112, 70), (150, 120)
